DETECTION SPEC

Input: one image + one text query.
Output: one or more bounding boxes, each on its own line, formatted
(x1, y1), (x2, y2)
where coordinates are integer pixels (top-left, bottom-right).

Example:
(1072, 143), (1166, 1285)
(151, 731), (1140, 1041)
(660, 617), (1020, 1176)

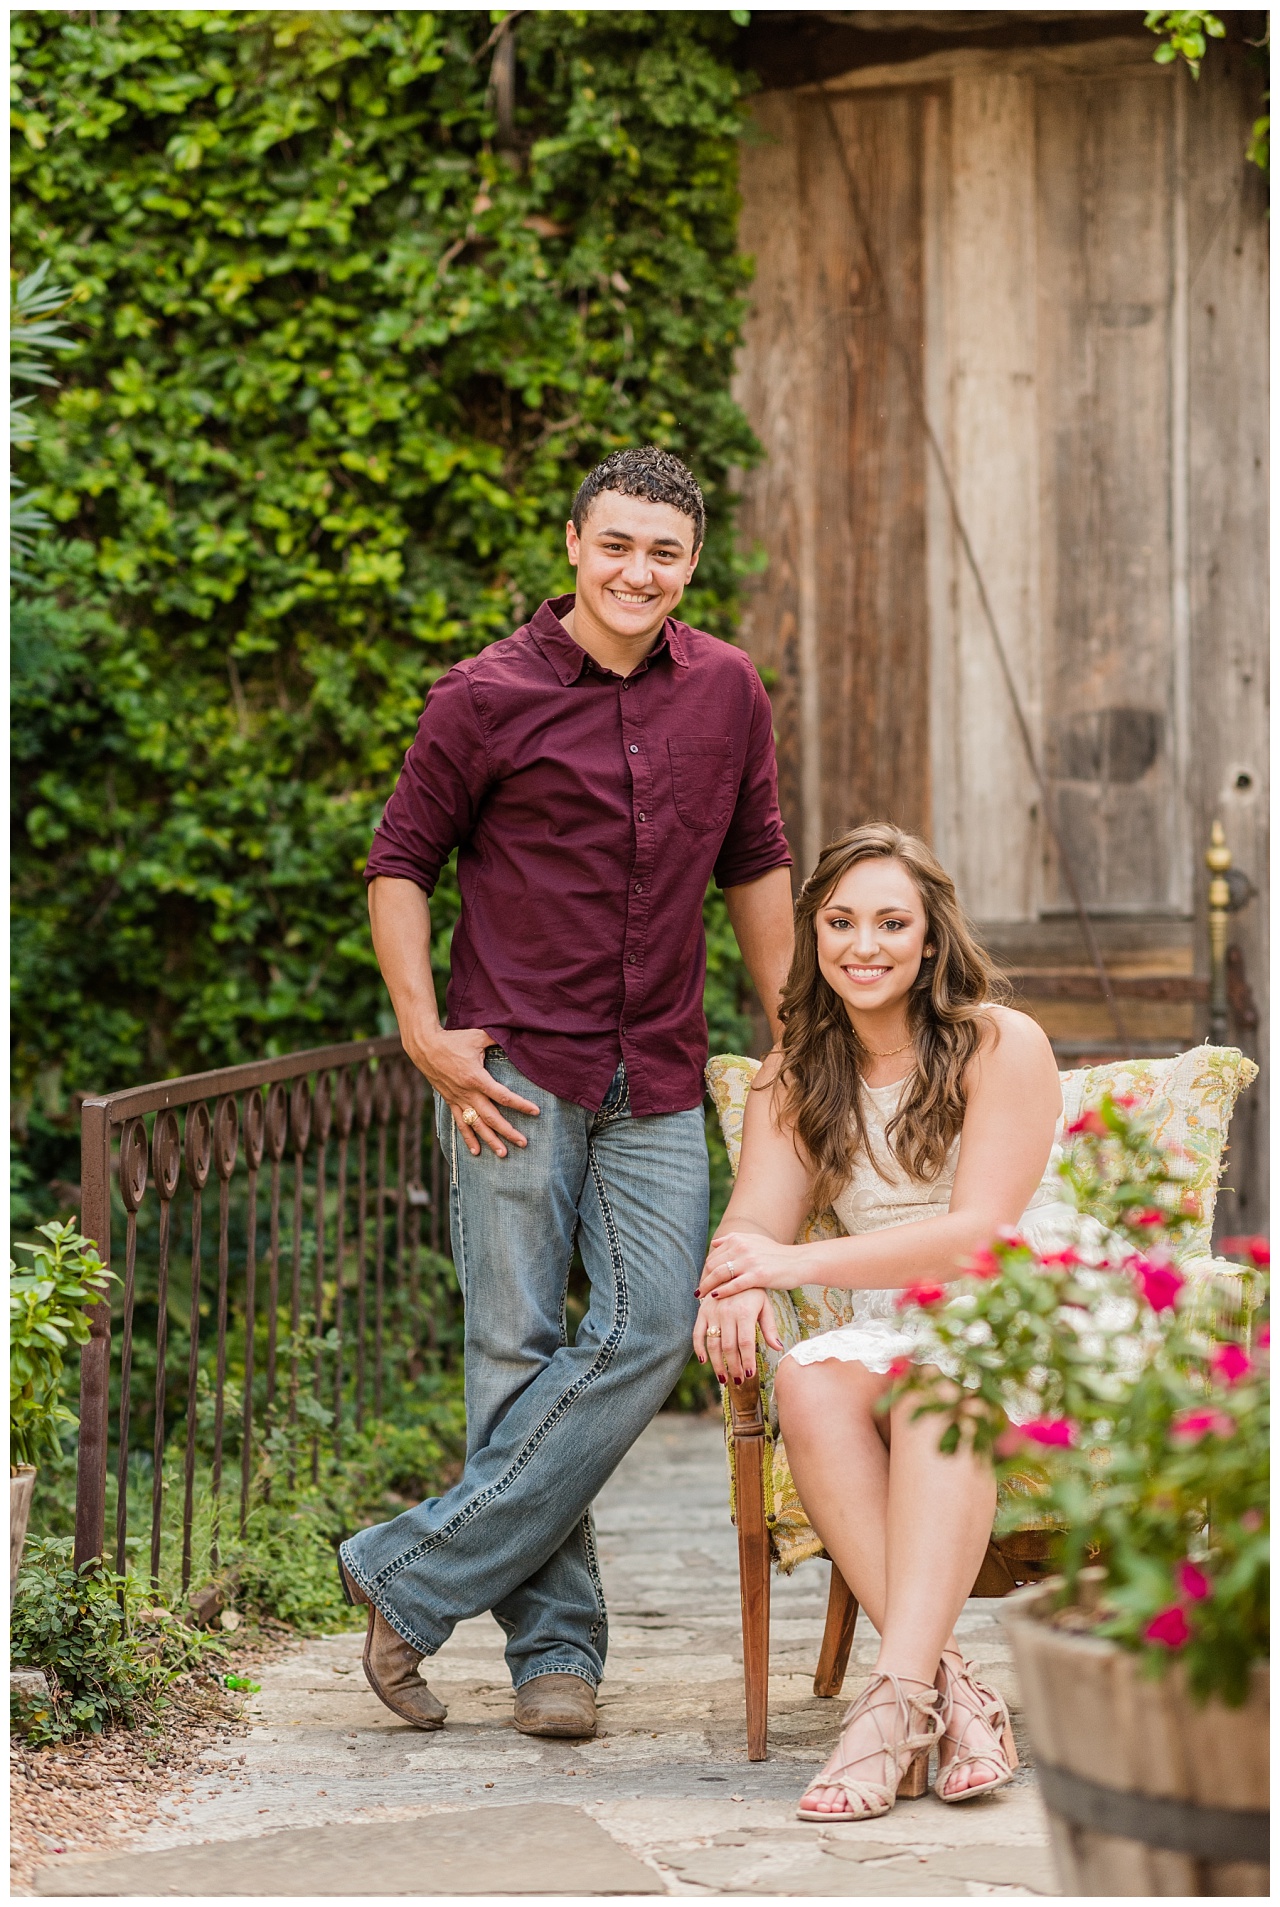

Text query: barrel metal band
(1038, 1763), (1269, 1865)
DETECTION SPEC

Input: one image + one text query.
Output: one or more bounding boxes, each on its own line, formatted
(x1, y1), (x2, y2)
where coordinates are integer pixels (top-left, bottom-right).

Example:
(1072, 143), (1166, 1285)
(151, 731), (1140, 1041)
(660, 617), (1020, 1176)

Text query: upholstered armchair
(704, 1044), (1258, 1760)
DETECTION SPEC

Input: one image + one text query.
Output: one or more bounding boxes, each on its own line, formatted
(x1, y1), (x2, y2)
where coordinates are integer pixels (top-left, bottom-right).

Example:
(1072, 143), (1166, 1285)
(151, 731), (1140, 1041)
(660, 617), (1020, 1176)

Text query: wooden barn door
(735, 41), (1267, 1224)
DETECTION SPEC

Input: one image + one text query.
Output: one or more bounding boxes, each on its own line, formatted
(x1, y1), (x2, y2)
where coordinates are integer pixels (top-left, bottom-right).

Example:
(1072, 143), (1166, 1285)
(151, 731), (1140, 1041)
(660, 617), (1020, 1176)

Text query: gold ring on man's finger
(461, 1106), (480, 1128)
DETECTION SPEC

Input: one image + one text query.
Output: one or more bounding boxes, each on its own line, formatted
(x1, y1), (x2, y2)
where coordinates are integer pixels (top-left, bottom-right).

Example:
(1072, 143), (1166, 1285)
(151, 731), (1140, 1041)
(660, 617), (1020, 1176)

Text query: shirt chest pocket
(668, 736), (736, 833)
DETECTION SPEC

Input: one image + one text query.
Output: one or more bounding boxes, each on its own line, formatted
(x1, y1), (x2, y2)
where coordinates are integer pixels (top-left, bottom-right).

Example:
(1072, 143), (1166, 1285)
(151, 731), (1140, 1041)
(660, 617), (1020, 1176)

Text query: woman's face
(815, 857), (931, 1022)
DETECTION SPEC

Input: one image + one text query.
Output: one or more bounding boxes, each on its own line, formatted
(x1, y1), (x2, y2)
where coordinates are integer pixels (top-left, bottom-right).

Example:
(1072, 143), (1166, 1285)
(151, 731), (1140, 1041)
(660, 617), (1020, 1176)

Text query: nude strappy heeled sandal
(797, 1671), (943, 1823)
(933, 1650), (1018, 1803)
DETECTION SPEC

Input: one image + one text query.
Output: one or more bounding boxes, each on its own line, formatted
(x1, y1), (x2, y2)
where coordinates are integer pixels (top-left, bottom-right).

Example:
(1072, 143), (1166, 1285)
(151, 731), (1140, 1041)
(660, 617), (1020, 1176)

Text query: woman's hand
(699, 1230), (803, 1299)
(693, 1289), (783, 1385)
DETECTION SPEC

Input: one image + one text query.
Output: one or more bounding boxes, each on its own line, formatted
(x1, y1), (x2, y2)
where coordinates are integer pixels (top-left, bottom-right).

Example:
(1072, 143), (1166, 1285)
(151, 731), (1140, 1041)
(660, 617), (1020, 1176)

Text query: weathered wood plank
(809, 89), (930, 846)
(1185, 41), (1269, 1230)
(1035, 68), (1182, 912)
(927, 71), (1042, 920)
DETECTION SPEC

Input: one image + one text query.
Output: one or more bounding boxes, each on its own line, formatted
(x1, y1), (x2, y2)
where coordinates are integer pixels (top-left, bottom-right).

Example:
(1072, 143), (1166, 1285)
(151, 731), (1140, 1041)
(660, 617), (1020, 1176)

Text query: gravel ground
(10, 1632), (302, 1895)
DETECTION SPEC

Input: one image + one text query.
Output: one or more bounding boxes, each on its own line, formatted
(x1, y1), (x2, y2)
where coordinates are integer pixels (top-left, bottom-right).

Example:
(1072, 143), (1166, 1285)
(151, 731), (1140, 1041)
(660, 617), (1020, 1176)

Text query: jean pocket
(668, 736), (735, 832)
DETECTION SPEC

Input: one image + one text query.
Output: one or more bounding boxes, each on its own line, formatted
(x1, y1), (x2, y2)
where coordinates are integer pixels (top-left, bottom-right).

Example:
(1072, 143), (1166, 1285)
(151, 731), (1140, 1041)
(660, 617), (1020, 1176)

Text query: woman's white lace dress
(782, 1074), (1078, 1385)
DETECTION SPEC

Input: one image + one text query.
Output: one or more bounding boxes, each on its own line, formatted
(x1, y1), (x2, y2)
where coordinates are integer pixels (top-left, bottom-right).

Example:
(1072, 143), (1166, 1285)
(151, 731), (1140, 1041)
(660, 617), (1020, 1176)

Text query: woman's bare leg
(776, 1355), (999, 1810)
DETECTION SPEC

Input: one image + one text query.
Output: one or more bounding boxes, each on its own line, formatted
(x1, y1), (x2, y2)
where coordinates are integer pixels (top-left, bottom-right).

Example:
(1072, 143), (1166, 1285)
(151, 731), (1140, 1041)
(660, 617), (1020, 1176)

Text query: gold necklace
(860, 1034), (914, 1059)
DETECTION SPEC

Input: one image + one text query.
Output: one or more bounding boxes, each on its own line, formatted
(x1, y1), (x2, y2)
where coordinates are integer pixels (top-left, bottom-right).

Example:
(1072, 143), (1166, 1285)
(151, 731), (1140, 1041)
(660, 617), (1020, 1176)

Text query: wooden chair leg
(728, 1373), (771, 1761)
(813, 1564), (859, 1698)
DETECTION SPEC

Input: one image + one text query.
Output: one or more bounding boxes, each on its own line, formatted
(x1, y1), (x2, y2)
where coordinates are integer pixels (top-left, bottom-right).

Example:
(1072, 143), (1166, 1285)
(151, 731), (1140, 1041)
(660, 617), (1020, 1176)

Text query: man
(339, 445), (794, 1740)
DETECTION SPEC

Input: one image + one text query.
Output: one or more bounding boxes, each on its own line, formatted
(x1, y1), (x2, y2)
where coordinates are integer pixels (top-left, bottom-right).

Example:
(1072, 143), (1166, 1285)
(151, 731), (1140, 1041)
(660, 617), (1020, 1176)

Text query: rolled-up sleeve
(364, 668), (492, 894)
(714, 667), (793, 889)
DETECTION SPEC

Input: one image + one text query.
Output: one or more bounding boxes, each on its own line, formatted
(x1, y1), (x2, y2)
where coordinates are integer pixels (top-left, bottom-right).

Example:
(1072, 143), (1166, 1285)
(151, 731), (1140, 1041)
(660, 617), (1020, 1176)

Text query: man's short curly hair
(571, 446), (705, 551)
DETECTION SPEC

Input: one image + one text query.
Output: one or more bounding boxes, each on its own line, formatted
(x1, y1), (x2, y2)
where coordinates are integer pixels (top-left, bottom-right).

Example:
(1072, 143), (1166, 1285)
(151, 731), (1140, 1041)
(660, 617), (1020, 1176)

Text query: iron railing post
(73, 1100), (113, 1568)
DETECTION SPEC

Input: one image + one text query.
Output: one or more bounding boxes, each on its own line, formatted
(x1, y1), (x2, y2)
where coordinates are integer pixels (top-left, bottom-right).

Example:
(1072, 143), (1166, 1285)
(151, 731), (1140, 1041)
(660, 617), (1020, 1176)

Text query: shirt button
(628, 744), (639, 754)
(638, 811), (646, 822)
(635, 882), (644, 893)
(627, 954), (637, 965)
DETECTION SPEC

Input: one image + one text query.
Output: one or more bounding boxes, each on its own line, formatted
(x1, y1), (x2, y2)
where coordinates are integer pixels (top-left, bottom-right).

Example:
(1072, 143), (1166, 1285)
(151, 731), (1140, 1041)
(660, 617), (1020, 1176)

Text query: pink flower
(1130, 1208), (1167, 1229)
(1128, 1255), (1184, 1313)
(1241, 1509), (1263, 1533)
(996, 1228), (1030, 1251)
(1210, 1342), (1251, 1387)
(1144, 1605), (1191, 1649)
(1021, 1417), (1077, 1448)
(1170, 1407), (1235, 1443)
(887, 1356), (912, 1379)
(993, 1426), (1026, 1458)
(1176, 1561), (1212, 1603)
(896, 1283), (947, 1310)
(1221, 1235), (1270, 1268)
(1257, 1324), (1270, 1351)
(1067, 1109), (1108, 1138)
(1111, 1091), (1140, 1111)
(962, 1247), (1001, 1279)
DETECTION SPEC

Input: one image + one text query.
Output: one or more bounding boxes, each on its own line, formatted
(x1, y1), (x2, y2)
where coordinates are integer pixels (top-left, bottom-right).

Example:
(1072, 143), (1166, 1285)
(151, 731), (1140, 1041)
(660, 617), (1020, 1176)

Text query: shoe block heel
(896, 1748), (932, 1799)
(1002, 1721), (1019, 1773)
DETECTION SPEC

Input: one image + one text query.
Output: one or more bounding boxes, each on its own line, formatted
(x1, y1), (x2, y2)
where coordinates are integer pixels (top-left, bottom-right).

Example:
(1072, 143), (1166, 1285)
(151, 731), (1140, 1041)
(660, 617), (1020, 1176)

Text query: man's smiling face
(565, 490), (700, 649)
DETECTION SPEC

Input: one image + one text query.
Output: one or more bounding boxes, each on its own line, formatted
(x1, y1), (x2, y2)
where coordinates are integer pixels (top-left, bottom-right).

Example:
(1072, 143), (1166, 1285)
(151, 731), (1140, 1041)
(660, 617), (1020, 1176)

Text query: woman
(694, 824), (1073, 1822)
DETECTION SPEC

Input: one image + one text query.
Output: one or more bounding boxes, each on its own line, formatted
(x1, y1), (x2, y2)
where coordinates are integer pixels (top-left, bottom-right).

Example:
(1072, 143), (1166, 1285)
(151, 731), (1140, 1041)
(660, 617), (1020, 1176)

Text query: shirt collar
(528, 595), (688, 684)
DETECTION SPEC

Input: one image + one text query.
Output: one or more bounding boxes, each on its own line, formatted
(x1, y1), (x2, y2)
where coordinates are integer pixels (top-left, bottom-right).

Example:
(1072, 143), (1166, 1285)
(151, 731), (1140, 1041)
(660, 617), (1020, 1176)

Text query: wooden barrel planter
(1002, 1578), (1268, 1897)
(10, 1465), (36, 1588)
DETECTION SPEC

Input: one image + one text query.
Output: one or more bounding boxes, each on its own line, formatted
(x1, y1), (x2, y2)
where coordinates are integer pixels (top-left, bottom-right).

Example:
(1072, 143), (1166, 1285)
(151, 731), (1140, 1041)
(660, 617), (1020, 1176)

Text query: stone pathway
(33, 1414), (1059, 1896)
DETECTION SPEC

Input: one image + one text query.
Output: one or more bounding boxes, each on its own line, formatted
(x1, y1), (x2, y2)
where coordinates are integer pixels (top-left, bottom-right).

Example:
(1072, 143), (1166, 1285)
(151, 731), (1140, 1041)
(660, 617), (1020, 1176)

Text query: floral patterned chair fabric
(706, 1044), (1259, 1574)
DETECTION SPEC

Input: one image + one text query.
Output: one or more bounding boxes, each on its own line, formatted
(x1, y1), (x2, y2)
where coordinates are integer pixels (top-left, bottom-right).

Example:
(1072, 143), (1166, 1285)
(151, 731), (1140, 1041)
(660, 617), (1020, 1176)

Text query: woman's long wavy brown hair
(775, 824), (1008, 1209)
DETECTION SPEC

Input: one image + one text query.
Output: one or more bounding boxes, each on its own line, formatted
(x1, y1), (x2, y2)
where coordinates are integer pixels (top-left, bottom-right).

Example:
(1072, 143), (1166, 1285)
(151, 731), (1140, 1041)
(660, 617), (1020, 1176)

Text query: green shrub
(10, 1219), (114, 1467)
(11, 1539), (218, 1745)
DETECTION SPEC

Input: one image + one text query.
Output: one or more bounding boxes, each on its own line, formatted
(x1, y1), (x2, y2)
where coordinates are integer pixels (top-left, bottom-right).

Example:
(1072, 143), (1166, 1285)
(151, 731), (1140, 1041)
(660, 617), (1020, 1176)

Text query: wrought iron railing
(71, 1036), (449, 1581)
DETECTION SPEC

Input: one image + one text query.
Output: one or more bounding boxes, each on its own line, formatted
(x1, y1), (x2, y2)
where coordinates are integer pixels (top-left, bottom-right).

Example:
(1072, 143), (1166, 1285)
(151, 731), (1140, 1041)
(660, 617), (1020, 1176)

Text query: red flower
(1067, 1108), (1107, 1138)
(962, 1247), (1001, 1279)
(896, 1283), (947, 1310)
(1128, 1255), (1184, 1313)
(1130, 1208), (1166, 1229)
(996, 1228), (1030, 1251)
(1040, 1248), (1082, 1271)
(1021, 1417), (1077, 1448)
(1144, 1605), (1191, 1650)
(1176, 1561), (1212, 1603)
(1111, 1091), (1140, 1111)
(1170, 1407), (1235, 1444)
(1210, 1342), (1251, 1387)
(1221, 1235), (1271, 1268)
(887, 1356), (912, 1379)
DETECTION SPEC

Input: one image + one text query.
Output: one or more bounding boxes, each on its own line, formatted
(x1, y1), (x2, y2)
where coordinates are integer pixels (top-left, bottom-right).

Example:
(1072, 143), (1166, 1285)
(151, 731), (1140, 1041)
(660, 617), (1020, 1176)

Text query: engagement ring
(706, 1326), (722, 1338)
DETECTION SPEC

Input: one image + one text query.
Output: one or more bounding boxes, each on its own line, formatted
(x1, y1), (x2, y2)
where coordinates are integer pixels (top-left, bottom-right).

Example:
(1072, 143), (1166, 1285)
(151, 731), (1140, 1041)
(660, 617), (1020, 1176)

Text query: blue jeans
(339, 1054), (707, 1690)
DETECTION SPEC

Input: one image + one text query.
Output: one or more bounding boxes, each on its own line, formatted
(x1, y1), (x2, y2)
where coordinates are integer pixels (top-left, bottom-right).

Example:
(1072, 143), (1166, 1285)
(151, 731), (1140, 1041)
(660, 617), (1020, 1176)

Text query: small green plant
(11, 1539), (218, 1745)
(10, 1219), (115, 1468)
(898, 1094), (1269, 1706)
(1145, 9), (1225, 78)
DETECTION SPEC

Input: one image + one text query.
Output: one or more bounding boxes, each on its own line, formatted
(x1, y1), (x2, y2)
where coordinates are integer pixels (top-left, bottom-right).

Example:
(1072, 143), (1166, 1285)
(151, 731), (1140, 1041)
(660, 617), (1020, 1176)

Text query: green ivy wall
(11, 10), (761, 1210)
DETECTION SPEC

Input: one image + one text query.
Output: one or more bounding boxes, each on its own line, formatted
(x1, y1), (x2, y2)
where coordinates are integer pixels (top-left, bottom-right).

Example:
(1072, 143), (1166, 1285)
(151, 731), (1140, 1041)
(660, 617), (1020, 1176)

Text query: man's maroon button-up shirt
(364, 596), (792, 1116)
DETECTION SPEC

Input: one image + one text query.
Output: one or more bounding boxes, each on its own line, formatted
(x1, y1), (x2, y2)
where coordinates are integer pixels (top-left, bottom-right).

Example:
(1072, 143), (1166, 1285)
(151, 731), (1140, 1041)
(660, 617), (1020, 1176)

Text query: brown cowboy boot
(339, 1556), (446, 1730)
(513, 1673), (598, 1739)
